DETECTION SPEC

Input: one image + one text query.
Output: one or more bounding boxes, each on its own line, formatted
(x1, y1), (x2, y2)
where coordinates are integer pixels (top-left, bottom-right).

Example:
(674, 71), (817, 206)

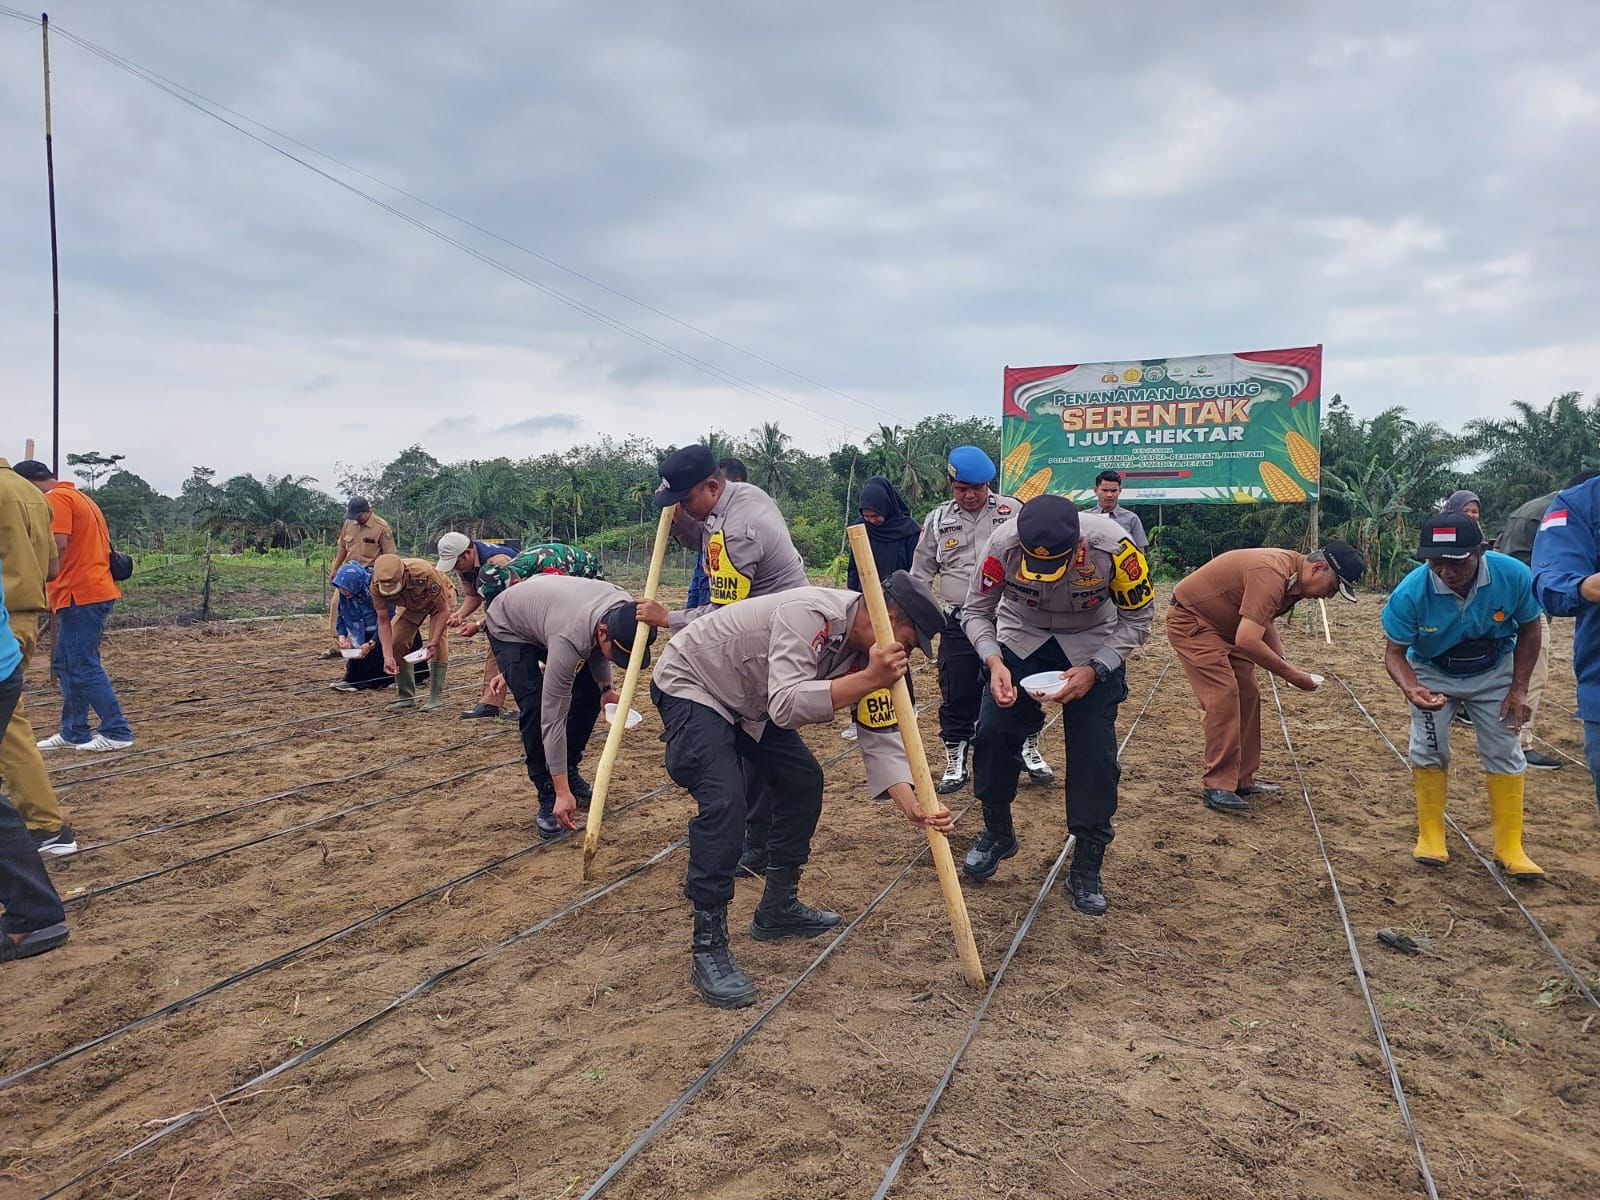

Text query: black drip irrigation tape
(870, 662), (1170, 1199)
(63, 745), (521, 906)
(66, 726), (515, 857)
(54, 678), (486, 790)
(1268, 676), (1441, 1200)
(30, 706), (920, 1196)
(0, 775), (685, 1092)
(1330, 673), (1600, 1011)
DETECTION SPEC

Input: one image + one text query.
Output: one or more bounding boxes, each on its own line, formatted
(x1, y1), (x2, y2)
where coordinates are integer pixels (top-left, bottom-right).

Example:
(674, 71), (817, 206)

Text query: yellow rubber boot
(1411, 767), (1449, 865)
(1486, 773), (1544, 877)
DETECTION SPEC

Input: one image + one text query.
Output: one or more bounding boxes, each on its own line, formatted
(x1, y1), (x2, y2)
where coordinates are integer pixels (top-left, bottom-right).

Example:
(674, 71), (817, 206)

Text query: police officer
(484, 574), (657, 839)
(911, 446), (1054, 794)
(636, 444), (812, 877)
(961, 494), (1155, 915)
(650, 572), (952, 1008)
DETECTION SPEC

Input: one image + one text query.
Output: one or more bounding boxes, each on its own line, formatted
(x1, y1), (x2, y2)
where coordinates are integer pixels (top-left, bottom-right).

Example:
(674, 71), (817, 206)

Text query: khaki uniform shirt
(911, 491), (1021, 605)
(961, 513), (1155, 671)
(373, 559), (455, 619)
(652, 586), (912, 798)
(668, 482), (808, 631)
(0, 459), (54, 615)
(339, 515), (396, 567)
(485, 576), (629, 774)
(1170, 548), (1305, 641)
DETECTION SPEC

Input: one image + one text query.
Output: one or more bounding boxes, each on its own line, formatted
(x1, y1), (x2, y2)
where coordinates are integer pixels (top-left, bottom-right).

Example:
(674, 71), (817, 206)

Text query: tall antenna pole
(42, 12), (62, 477)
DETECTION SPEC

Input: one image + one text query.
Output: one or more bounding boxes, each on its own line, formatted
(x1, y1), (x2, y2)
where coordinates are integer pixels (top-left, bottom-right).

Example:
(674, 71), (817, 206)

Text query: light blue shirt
(0, 570), (21, 682)
(1382, 551), (1540, 664)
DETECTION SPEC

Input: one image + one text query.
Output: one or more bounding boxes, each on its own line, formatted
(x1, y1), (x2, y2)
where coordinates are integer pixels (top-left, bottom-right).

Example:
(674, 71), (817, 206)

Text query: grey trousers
(1408, 655), (1525, 775)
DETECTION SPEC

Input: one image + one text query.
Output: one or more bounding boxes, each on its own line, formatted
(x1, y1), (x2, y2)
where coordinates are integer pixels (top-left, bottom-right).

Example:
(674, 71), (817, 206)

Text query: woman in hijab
(1442, 490), (1481, 520)
(328, 562), (427, 692)
(847, 475), (922, 592)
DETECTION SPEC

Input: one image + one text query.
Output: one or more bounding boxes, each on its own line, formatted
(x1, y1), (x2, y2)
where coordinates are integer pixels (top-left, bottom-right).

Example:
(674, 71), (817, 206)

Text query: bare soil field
(2, 595), (1597, 1199)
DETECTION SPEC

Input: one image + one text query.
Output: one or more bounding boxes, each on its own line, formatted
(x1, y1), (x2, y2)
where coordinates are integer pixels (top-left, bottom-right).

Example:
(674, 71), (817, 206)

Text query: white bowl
(1308, 673), (1325, 687)
(1019, 671), (1068, 699)
(605, 702), (643, 729)
(340, 647), (364, 660)
(403, 647), (429, 664)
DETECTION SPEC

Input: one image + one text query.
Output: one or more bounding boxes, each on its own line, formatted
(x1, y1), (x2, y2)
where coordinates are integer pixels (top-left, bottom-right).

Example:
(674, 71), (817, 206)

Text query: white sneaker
(79, 734), (133, 752)
(938, 740), (970, 794)
(35, 733), (82, 751)
(840, 724), (858, 741)
(1021, 734), (1055, 783)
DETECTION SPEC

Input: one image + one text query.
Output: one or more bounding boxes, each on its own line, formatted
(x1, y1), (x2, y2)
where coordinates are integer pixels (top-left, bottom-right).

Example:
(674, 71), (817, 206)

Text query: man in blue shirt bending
(1381, 513), (1544, 876)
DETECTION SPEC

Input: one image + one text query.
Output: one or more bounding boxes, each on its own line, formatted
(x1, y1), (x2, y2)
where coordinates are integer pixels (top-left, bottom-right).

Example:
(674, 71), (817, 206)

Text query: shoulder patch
(980, 555), (1005, 592)
(1109, 541), (1154, 611)
(995, 503), (1013, 516)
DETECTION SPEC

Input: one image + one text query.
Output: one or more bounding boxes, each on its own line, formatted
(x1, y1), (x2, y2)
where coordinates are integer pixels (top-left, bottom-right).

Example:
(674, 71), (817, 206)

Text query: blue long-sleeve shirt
(684, 551), (711, 609)
(1531, 476), (1600, 719)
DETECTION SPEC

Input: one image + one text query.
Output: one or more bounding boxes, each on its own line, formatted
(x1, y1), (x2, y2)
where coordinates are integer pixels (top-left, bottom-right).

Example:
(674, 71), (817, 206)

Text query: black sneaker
(31, 825), (79, 857)
(962, 829), (1018, 880)
(568, 772), (593, 805)
(1523, 749), (1563, 770)
(459, 703), (500, 720)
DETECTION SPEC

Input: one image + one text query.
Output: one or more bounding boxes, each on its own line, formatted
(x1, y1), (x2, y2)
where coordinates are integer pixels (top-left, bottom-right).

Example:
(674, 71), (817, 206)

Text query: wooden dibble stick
(582, 502), (676, 880)
(1319, 598), (1332, 644)
(847, 525), (986, 988)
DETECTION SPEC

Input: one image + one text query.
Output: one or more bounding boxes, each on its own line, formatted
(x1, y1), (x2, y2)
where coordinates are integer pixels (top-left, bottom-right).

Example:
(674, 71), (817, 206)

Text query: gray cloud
(1, 1), (1597, 493)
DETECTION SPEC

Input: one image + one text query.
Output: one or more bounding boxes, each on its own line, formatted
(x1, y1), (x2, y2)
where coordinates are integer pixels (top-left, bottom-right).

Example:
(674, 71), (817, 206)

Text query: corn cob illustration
(1003, 441), (1032, 486)
(1014, 466), (1053, 502)
(1259, 461), (1307, 503)
(1285, 431), (1320, 483)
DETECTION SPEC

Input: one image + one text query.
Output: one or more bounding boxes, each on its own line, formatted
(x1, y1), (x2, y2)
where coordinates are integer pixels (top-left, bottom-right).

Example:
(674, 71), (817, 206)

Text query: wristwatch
(1090, 660), (1113, 685)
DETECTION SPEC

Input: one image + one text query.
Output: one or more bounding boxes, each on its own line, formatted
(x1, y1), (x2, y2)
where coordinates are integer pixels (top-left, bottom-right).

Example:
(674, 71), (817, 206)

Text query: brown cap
(372, 554), (405, 596)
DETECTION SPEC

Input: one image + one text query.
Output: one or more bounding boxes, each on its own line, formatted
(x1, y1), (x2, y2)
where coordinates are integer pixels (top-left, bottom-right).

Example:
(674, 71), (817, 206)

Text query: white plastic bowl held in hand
(340, 647), (364, 659)
(1019, 671), (1069, 699)
(403, 647), (429, 664)
(1308, 673), (1325, 687)
(605, 702), (643, 729)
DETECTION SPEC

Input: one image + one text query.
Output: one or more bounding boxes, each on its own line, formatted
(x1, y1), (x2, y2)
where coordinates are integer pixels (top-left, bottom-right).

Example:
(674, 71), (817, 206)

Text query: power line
(2, 7), (904, 438)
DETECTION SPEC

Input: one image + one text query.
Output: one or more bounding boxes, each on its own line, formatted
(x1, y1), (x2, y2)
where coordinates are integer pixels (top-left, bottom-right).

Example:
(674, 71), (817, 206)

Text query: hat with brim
(372, 554), (405, 597)
(1415, 514), (1482, 563)
(655, 444), (718, 508)
(1015, 495), (1079, 583)
(435, 531), (470, 573)
(602, 600), (657, 669)
(1320, 539), (1365, 602)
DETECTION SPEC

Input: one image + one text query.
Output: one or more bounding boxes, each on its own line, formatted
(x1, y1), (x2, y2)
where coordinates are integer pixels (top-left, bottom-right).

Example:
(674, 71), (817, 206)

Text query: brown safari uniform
(328, 514), (396, 636)
(1167, 548), (1307, 792)
(374, 558), (456, 664)
(0, 458), (67, 835)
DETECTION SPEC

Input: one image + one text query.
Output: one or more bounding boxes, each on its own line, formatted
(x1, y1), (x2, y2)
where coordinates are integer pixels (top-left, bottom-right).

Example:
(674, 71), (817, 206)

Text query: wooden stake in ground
(582, 502), (676, 880)
(1318, 598), (1332, 644)
(846, 525), (986, 988)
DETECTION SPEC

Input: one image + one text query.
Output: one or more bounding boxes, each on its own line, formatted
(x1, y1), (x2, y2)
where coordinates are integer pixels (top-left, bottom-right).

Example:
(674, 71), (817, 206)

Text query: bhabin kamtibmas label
(1001, 345), (1322, 506)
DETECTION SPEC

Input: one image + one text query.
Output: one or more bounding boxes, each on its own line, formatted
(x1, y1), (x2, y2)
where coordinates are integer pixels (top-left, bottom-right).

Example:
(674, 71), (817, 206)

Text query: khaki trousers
(1521, 615), (1550, 749)
(1, 613), (66, 833)
(392, 608), (449, 664)
(1167, 606), (1263, 792)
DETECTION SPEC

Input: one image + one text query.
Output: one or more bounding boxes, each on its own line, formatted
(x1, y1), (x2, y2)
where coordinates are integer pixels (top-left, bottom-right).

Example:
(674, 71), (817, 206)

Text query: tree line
(79, 391), (1598, 588)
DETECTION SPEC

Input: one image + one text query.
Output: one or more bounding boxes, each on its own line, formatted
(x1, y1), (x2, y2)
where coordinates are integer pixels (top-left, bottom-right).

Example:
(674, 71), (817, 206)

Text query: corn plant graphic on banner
(1001, 345), (1322, 505)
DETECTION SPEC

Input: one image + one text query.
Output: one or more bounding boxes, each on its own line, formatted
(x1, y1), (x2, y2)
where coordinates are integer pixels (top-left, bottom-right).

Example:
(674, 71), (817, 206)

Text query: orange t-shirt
(45, 482), (121, 611)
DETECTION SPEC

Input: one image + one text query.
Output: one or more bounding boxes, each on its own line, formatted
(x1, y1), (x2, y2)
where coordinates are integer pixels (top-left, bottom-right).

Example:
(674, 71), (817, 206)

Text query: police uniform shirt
(1096, 504), (1148, 551)
(652, 586), (913, 798)
(485, 575), (631, 776)
(961, 512), (1155, 671)
(910, 492), (1021, 606)
(339, 515), (397, 567)
(667, 481), (809, 631)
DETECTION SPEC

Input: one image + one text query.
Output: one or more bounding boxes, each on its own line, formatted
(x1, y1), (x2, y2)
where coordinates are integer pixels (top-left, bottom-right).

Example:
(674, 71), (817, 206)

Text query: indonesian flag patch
(1542, 509), (1569, 530)
(1431, 527), (1457, 542)
(980, 555), (1005, 592)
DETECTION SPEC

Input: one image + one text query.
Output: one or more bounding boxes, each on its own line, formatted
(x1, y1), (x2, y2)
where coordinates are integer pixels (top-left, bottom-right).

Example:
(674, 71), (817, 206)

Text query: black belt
(1429, 637), (1507, 677)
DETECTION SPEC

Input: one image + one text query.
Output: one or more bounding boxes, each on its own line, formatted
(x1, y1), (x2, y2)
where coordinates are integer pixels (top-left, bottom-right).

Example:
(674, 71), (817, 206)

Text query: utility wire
(1, 6), (904, 438)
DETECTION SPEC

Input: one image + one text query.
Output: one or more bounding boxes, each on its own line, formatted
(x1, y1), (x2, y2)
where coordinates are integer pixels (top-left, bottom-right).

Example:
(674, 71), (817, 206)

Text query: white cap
(435, 531), (471, 572)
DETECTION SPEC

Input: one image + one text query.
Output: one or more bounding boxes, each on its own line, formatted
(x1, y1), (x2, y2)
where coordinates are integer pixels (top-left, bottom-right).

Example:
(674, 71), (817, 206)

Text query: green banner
(1001, 345), (1322, 505)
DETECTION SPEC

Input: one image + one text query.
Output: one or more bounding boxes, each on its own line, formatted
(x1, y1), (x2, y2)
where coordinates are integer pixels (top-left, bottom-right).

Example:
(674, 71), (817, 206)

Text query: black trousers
(654, 685), (824, 908)
(0, 664), (65, 935)
(490, 636), (602, 786)
(937, 612), (982, 743)
(972, 640), (1126, 849)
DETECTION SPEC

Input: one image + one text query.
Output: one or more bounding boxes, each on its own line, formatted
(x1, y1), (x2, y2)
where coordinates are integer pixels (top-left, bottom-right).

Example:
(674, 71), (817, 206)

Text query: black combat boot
(691, 906), (758, 1008)
(568, 771), (593, 807)
(750, 866), (842, 940)
(962, 827), (1019, 881)
(533, 778), (562, 840)
(1067, 840), (1108, 917)
(737, 841), (769, 878)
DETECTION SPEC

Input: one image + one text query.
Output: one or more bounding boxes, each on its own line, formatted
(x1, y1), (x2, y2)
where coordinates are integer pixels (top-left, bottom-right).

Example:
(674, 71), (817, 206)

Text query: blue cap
(946, 446), (996, 485)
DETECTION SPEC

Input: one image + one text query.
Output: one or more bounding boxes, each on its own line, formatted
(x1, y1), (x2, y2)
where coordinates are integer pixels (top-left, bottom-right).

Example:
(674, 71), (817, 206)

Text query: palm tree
(203, 474), (339, 548)
(1465, 392), (1600, 518)
(628, 479), (656, 524)
(700, 430), (737, 463)
(742, 422), (797, 498)
(536, 487), (562, 541)
(425, 459), (538, 539)
(865, 424), (938, 505)
(564, 467), (586, 541)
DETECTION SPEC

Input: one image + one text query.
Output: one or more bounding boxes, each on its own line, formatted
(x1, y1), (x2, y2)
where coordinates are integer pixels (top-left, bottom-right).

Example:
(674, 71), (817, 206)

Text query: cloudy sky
(1, 1), (1596, 494)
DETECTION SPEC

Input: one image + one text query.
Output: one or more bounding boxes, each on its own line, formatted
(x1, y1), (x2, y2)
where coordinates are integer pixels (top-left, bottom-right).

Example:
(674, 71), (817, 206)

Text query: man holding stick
(636, 444), (811, 877)
(651, 573), (951, 1008)
(481, 575), (655, 839)
(961, 495), (1155, 915)
(1166, 541), (1362, 812)
(1386, 514), (1543, 874)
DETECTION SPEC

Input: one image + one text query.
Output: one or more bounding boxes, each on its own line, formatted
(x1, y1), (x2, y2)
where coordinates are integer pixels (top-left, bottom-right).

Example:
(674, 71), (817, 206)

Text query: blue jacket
(1531, 476), (1600, 719)
(685, 552), (711, 609)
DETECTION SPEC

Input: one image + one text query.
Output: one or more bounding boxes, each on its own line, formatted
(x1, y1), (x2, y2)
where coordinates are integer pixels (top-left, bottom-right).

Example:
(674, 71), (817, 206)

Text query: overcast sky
(2, 1), (1596, 495)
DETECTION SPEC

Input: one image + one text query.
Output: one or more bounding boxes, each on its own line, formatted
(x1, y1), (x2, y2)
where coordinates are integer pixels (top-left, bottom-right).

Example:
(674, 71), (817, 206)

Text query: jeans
(51, 600), (131, 743)
(0, 664), (66, 935)
(1584, 722), (1600, 818)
